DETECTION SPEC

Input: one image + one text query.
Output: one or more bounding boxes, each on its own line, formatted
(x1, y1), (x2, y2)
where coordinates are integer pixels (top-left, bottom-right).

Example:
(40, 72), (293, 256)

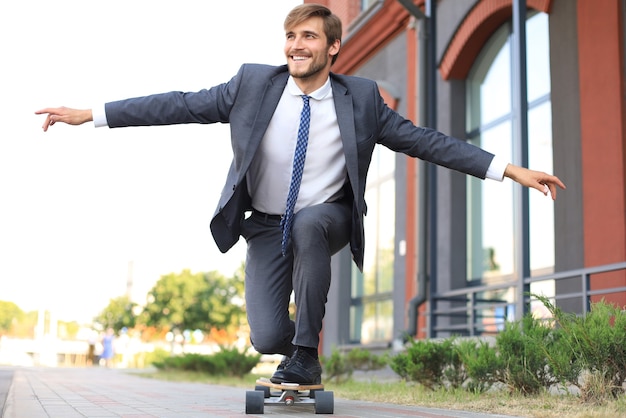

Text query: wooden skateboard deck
(255, 377), (323, 391)
(245, 377), (334, 414)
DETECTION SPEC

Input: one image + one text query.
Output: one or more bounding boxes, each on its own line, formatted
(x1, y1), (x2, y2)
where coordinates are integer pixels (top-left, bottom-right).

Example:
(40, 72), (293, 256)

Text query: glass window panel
(377, 300), (394, 341)
(351, 264), (364, 298)
(377, 177), (395, 293)
(467, 25), (511, 131)
(350, 144), (395, 343)
(476, 286), (516, 331)
(530, 279), (555, 317)
(528, 101), (555, 272)
(378, 145), (396, 177)
(467, 12), (554, 289)
(467, 121), (515, 280)
(480, 43), (511, 124)
(526, 13), (551, 103)
(362, 187), (378, 296)
(361, 0), (378, 11)
(360, 301), (377, 343)
(350, 304), (363, 342)
(358, 300), (394, 344)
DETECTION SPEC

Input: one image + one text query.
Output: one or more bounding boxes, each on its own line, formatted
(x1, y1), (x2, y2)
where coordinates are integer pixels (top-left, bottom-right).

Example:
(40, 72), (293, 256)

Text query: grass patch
(132, 369), (626, 418)
(325, 380), (626, 418)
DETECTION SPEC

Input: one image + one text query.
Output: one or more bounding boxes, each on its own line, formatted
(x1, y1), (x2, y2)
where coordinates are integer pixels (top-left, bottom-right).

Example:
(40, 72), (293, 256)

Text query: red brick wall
(577, 0), (626, 305)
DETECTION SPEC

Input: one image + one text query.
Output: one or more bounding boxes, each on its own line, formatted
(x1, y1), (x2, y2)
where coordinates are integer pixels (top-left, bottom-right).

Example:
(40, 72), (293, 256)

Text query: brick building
(302, 0), (626, 353)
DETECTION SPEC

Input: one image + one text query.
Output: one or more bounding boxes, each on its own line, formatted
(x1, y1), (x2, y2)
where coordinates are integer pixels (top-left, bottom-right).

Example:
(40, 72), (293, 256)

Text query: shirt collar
(287, 76), (332, 100)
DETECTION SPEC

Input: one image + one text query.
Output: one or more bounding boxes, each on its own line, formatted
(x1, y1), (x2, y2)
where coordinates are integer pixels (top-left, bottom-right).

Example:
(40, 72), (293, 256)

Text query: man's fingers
(539, 177), (566, 201)
(37, 108), (57, 132)
(36, 107), (69, 131)
(533, 182), (552, 198)
(551, 184), (559, 200)
(546, 183), (557, 200)
(42, 115), (51, 131)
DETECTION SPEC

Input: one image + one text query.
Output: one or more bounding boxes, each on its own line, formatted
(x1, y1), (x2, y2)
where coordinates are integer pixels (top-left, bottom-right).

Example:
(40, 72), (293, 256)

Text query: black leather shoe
(270, 349), (322, 384)
(270, 355), (290, 382)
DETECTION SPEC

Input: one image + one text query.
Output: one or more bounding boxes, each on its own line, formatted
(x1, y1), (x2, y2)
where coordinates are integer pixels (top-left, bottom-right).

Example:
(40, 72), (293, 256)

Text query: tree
(141, 269), (244, 334)
(94, 296), (138, 332)
(0, 300), (24, 335)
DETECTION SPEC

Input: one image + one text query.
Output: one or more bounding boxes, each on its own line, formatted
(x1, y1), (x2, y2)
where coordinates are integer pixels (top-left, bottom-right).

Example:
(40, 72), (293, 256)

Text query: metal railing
(426, 261), (626, 338)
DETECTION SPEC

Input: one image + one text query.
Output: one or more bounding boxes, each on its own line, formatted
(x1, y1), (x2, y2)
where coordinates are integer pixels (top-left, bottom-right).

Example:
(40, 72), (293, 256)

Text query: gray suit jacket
(105, 64), (494, 270)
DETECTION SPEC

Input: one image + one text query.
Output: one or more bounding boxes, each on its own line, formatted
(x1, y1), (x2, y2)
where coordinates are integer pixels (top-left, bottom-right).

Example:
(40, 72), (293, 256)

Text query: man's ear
(329, 39), (341, 58)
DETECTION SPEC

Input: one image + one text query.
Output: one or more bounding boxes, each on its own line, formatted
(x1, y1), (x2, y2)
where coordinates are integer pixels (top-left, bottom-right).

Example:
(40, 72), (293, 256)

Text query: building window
(350, 145), (395, 344)
(361, 0), (379, 11)
(466, 12), (554, 309)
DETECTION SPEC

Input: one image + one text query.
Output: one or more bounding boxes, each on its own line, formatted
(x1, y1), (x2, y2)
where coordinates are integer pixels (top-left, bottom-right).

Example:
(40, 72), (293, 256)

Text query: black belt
(252, 209), (283, 223)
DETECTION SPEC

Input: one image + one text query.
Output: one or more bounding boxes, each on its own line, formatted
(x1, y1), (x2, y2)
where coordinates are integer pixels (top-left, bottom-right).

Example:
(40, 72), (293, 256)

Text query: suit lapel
(240, 72), (289, 181)
(331, 77), (360, 206)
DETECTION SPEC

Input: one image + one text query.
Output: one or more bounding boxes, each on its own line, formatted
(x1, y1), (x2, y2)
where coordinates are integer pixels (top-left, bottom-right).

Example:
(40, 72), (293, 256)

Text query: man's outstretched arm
(504, 163), (566, 201)
(35, 107), (93, 132)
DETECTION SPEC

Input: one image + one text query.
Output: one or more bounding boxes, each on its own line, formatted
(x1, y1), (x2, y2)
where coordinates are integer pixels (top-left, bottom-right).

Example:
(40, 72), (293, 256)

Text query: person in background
(100, 328), (115, 368)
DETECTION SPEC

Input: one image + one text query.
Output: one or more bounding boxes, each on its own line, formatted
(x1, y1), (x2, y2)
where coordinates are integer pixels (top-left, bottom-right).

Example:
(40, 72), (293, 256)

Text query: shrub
(143, 347), (171, 367)
(321, 347), (388, 383)
(153, 346), (260, 377)
(321, 348), (351, 382)
(456, 339), (502, 393)
(389, 338), (451, 390)
(495, 314), (562, 395)
(215, 346), (262, 377)
(538, 295), (626, 401)
(345, 347), (388, 371)
(386, 298), (625, 403)
(439, 338), (467, 390)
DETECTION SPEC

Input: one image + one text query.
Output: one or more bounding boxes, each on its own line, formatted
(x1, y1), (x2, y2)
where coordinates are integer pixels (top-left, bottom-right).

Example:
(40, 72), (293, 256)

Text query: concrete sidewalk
(1, 366), (523, 418)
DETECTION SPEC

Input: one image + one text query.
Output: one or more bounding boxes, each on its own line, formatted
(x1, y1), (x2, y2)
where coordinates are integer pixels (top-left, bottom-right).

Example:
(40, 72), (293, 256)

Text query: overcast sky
(0, 0), (302, 323)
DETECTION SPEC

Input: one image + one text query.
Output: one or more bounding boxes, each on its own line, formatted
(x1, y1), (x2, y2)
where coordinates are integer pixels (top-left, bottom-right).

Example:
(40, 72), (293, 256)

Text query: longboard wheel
(314, 390), (334, 414)
(245, 390), (264, 414)
(309, 387), (322, 399)
(254, 384), (271, 398)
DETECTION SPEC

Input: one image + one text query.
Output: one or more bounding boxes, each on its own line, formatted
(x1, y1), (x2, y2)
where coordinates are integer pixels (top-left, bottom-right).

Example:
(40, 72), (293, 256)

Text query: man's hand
(35, 107), (93, 132)
(504, 164), (566, 200)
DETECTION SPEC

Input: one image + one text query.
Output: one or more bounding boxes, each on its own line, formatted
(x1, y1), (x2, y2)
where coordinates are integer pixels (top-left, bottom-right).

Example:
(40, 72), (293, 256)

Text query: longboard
(245, 377), (334, 414)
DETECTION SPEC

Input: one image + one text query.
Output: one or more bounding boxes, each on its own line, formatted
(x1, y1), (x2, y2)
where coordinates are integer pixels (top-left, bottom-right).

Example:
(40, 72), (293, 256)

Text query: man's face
(284, 16), (339, 81)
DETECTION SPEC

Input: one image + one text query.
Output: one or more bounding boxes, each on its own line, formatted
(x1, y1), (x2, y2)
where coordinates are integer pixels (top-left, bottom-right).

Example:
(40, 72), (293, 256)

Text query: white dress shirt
(247, 77), (346, 215)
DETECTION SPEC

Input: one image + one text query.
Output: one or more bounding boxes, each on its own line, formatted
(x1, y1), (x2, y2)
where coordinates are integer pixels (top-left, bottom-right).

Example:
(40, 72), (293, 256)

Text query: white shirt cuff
(485, 155), (509, 181)
(92, 104), (108, 128)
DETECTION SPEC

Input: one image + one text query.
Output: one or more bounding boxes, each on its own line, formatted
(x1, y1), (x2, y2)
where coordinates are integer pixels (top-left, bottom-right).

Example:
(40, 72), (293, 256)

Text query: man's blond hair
(284, 3), (342, 64)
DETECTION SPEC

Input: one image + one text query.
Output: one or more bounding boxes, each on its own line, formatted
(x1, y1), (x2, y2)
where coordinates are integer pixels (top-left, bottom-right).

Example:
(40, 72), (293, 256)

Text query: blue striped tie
(281, 95), (311, 255)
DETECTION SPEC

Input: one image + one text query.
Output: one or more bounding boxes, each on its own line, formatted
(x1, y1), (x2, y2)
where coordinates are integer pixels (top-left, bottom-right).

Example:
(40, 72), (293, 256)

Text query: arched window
(466, 12), (554, 301)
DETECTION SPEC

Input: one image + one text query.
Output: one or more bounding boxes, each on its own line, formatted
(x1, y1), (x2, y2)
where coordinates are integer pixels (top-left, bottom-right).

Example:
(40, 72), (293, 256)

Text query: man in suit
(36, 4), (565, 385)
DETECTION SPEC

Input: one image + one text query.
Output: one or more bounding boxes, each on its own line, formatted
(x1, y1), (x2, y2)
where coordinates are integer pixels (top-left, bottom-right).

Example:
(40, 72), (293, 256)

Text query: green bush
(321, 348), (351, 382)
(321, 347), (388, 383)
(389, 338), (453, 390)
(215, 346), (262, 377)
(456, 339), (502, 393)
(538, 295), (626, 401)
(345, 347), (388, 371)
(439, 338), (467, 390)
(153, 346), (260, 377)
(495, 314), (562, 395)
(387, 299), (625, 403)
(143, 347), (171, 367)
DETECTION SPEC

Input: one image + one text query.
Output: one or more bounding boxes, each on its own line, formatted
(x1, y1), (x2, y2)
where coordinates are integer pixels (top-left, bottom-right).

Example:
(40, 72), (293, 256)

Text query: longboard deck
(255, 377), (323, 391)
